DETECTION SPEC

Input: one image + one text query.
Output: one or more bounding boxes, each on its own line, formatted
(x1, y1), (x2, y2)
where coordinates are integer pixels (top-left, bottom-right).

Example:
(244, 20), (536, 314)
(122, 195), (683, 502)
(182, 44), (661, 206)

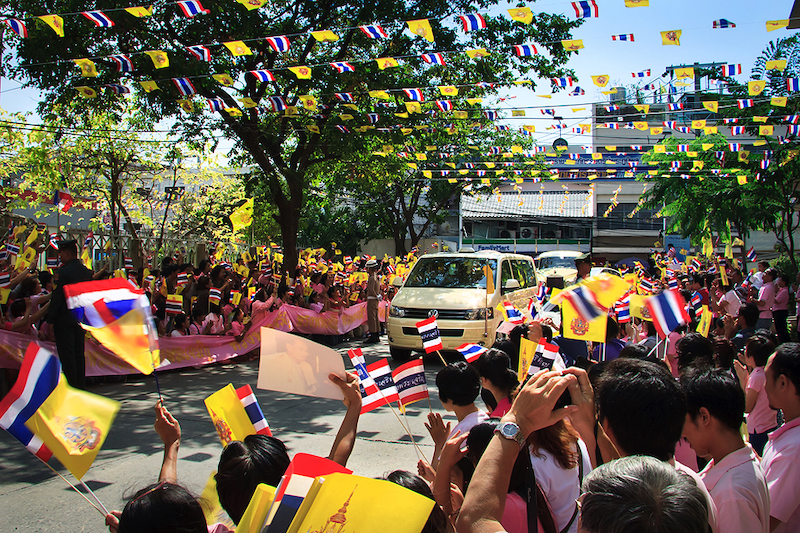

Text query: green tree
(4, 0), (581, 275)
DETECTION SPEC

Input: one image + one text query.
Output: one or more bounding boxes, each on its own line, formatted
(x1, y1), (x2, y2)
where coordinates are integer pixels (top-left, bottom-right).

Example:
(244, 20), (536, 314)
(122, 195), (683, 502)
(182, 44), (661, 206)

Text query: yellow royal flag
(767, 19), (789, 31)
(592, 75), (609, 87)
(84, 308), (160, 375)
(675, 67), (694, 79)
(311, 30), (338, 42)
(39, 15), (65, 37)
(125, 6), (153, 17)
(518, 338), (537, 382)
(145, 50), (170, 68)
(213, 73), (235, 86)
(630, 294), (651, 321)
(230, 198), (254, 233)
(749, 80), (766, 96)
(561, 300), (607, 343)
(766, 59), (787, 71)
(634, 121), (649, 131)
(582, 274), (632, 310)
(483, 265), (495, 295)
(140, 80), (159, 92)
(287, 473), (434, 533)
(625, 0), (648, 5)
(236, 484), (276, 533)
(237, 0), (267, 9)
(74, 59), (98, 77)
(81, 248), (93, 269)
(25, 228), (39, 246)
(405, 101), (422, 114)
(697, 306), (713, 337)
(702, 101), (719, 113)
(376, 57), (399, 70)
(772, 96), (788, 107)
(692, 119), (706, 129)
(300, 95), (317, 111)
(466, 48), (490, 58)
(288, 66), (312, 79)
(369, 90), (391, 100)
(26, 377), (120, 479)
(21, 246), (37, 263)
(634, 104), (650, 114)
(760, 125), (774, 136)
(661, 30), (681, 45)
(205, 384), (257, 446)
(224, 41), (252, 56)
(406, 19), (434, 41)
(507, 7), (533, 24)
(439, 85), (458, 96)
(200, 471), (236, 530)
(562, 39), (584, 51)
(650, 127), (663, 135)
(0, 287), (11, 305)
(75, 86), (97, 98)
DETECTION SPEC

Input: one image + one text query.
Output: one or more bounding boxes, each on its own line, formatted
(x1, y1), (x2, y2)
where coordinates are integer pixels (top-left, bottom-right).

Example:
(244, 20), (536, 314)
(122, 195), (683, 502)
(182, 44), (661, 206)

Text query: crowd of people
(4, 237), (800, 532)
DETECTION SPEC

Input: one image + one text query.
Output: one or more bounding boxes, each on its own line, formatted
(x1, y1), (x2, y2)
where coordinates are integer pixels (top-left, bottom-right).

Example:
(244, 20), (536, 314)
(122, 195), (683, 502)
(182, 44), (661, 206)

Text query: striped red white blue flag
(330, 62), (355, 73)
(236, 385), (272, 436)
(109, 54), (133, 72)
(787, 78), (800, 92)
(5, 18), (27, 38)
(172, 77), (196, 96)
(746, 247), (757, 261)
(403, 88), (424, 101)
(176, 0), (210, 17)
(514, 44), (537, 56)
(82, 10), (114, 27)
(392, 360), (428, 410)
(459, 13), (486, 31)
(187, 45), (211, 61)
(528, 340), (565, 375)
(571, 0), (599, 18)
(645, 289), (690, 339)
(712, 19), (736, 28)
(737, 99), (754, 109)
(721, 63), (741, 76)
(359, 24), (388, 38)
(0, 343), (59, 461)
(422, 53), (446, 65)
(266, 36), (290, 52)
(562, 285), (604, 322)
(455, 343), (488, 363)
(416, 317), (444, 353)
(64, 278), (145, 328)
(249, 69), (275, 82)
(611, 34), (634, 41)
(436, 100), (453, 112)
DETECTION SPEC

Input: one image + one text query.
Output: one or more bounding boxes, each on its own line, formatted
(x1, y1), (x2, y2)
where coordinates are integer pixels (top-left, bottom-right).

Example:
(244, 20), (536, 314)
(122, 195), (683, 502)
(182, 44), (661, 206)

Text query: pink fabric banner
(0, 303), (366, 376)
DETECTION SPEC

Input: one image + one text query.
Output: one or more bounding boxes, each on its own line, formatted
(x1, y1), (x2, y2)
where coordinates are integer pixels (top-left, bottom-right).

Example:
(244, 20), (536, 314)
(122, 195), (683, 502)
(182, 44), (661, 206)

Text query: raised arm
(327, 372), (362, 467)
(154, 400), (181, 483)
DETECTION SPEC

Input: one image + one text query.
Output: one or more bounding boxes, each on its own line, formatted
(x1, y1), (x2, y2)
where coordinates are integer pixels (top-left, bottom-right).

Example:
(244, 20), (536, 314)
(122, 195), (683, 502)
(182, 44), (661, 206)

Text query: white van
(386, 250), (537, 361)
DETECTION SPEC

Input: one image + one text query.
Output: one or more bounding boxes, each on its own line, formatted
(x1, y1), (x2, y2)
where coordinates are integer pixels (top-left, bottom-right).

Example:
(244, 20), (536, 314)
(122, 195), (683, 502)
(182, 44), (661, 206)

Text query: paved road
(0, 335), (457, 532)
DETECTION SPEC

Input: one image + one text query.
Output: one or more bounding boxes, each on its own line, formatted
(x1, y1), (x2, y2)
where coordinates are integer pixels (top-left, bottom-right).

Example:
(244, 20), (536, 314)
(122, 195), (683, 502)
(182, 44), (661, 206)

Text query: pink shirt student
(773, 286), (789, 312)
(746, 367), (778, 435)
(761, 417), (800, 532)
(699, 446), (771, 533)
(757, 282), (775, 319)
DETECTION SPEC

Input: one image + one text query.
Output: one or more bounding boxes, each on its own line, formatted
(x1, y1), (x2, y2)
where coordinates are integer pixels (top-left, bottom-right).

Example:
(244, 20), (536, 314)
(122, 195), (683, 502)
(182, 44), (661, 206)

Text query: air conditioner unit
(519, 227), (538, 239)
(499, 230), (517, 239)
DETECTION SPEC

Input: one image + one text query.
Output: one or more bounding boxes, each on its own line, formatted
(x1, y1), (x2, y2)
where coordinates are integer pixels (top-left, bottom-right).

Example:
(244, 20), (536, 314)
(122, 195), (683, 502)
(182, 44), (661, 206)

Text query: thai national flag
(436, 100), (453, 112)
(729, 143), (741, 151)
(668, 277), (679, 290)
(236, 385), (271, 436)
(562, 285), (604, 322)
(187, 45), (211, 61)
(721, 64), (741, 76)
(5, 243), (20, 255)
(82, 10), (114, 27)
(639, 278), (655, 292)
(645, 290), (691, 339)
(455, 343), (488, 363)
(528, 340), (566, 375)
(514, 44), (538, 56)
(53, 190), (73, 212)
(207, 98), (224, 111)
(176, 0), (210, 17)
(403, 88), (424, 101)
(571, 86), (585, 96)
(64, 279), (147, 328)
(367, 113), (380, 123)
(572, 0), (599, 18)
(536, 283), (550, 304)
(459, 13), (486, 31)
(335, 92), (354, 102)
(209, 288), (222, 306)
(109, 54), (134, 72)
(249, 69), (275, 82)
(632, 69), (651, 77)
(551, 77), (574, 87)
(668, 103), (684, 111)
(416, 317), (444, 353)
(391, 360), (427, 410)
(746, 247), (757, 261)
(329, 62), (354, 73)
(611, 34), (634, 41)
(105, 84), (131, 95)
(46, 257), (59, 269)
(335, 125), (349, 133)
(712, 19), (736, 28)
(731, 126), (745, 135)
(738, 99), (754, 109)
(484, 110), (497, 120)
(5, 19), (27, 38)
(269, 96), (287, 112)
(500, 301), (526, 324)
(422, 53), (446, 65)
(690, 291), (703, 312)
(359, 25), (388, 38)
(787, 78), (800, 92)
(0, 343), (59, 461)
(615, 294), (631, 323)
(266, 35), (290, 52)
(172, 77), (196, 96)
(0, 272), (10, 287)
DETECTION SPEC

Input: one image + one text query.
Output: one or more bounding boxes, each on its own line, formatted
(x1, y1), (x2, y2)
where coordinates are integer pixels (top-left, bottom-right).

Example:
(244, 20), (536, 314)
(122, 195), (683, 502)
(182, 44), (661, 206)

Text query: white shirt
(529, 439), (592, 533)
(699, 445), (770, 533)
(449, 409), (490, 440)
(720, 289), (743, 317)
(762, 417), (800, 532)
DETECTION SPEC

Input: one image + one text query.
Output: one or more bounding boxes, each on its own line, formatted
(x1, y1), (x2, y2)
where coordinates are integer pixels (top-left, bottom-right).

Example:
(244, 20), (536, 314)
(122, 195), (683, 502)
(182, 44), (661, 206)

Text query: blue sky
(1, 0), (798, 153)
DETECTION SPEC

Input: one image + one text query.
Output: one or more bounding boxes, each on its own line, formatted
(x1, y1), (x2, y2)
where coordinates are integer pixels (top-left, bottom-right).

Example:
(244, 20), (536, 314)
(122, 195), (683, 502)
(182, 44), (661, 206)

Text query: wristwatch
(494, 421), (526, 448)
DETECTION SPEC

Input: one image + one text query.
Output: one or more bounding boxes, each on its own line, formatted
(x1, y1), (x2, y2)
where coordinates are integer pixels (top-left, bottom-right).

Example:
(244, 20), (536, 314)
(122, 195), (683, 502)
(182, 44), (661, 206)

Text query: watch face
(501, 423), (518, 438)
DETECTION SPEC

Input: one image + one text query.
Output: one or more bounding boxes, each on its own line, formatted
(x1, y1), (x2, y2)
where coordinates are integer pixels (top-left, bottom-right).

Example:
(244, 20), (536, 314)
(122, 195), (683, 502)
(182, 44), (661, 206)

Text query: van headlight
(464, 308), (494, 320)
(389, 305), (406, 318)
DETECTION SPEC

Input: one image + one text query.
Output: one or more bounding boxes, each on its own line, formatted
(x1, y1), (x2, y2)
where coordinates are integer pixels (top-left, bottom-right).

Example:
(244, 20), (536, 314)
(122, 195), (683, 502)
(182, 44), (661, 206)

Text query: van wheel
(389, 346), (412, 362)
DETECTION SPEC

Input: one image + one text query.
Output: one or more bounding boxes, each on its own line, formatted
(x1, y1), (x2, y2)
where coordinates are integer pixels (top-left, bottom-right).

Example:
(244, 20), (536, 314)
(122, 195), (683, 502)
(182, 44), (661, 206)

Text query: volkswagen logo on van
(428, 309), (439, 318)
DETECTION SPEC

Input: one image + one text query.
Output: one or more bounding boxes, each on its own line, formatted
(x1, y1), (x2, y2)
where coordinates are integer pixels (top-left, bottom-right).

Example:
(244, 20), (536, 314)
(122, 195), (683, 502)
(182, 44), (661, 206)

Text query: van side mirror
(503, 279), (521, 290)
(391, 277), (403, 287)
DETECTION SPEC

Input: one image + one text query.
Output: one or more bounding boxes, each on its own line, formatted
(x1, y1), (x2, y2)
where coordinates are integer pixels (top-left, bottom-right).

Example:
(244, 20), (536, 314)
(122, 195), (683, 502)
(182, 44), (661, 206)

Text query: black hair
(118, 482), (206, 533)
(383, 471), (447, 533)
(606, 316), (619, 340)
(674, 333), (714, 371)
(38, 270), (53, 287)
(436, 361), (481, 406)
(173, 313), (187, 329)
(466, 421), (527, 495)
(691, 274), (704, 286)
(617, 344), (650, 360)
(681, 366), (745, 433)
(712, 337), (736, 373)
(215, 435), (290, 524)
(745, 335), (776, 367)
(491, 339), (518, 369)
(769, 342), (800, 394)
(596, 358), (687, 461)
(476, 349), (518, 395)
(59, 240), (78, 256)
(739, 303), (759, 328)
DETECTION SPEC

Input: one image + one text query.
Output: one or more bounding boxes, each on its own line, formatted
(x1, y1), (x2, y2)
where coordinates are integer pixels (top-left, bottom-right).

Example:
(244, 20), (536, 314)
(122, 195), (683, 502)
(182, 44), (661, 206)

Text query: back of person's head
(579, 456), (709, 533)
(215, 435), (290, 524)
(119, 482), (206, 533)
(466, 421), (527, 493)
(596, 358), (686, 461)
(618, 344), (650, 360)
(691, 274), (703, 287)
(746, 335), (776, 367)
(681, 366), (745, 433)
(642, 320), (657, 338)
(383, 471), (447, 533)
(38, 270), (53, 287)
(739, 303), (759, 328)
(476, 349), (518, 394)
(173, 313), (187, 329)
(606, 316), (619, 341)
(436, 361), (481, 406)
(712, 337), (736, 372)
(675, 333), (714, 371)
(769, 342), (800, 396)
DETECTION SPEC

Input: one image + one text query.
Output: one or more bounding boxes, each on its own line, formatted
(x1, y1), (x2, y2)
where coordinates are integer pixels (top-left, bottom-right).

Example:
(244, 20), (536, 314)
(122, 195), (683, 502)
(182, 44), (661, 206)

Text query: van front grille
(400, 309), (469, 320)
(402, 327), (465, 337)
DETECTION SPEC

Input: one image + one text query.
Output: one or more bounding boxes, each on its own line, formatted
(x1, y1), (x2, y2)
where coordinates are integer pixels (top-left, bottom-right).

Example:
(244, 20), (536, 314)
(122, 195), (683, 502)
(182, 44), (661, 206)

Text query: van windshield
(404, 257), (498, 289)
(537, 256), (578, 270)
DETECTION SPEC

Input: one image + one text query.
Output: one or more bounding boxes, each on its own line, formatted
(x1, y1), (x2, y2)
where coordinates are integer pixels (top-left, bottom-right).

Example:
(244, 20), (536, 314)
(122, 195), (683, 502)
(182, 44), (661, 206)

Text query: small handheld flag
(455, 343), (488, 363)
(236, 385), (272, 436)
(746, 247), (757, 261)
(416, 317), (444, 353)
(645, 290), (691, 339)
(528, 340), (566, 376)
(391, 360), (427, 411)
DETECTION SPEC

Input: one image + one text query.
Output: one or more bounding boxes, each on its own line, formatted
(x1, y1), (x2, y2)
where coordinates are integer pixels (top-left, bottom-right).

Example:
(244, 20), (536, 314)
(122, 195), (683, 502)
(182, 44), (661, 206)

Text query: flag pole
(38, 460), (106, 517)
(601, 342), (607, 362)
(646, 337), (663, 358)
(426, 395), (434, 413)
(78, 477), (111, 516)
(435, 350), (447, 366)
(398, 403), (428, 464)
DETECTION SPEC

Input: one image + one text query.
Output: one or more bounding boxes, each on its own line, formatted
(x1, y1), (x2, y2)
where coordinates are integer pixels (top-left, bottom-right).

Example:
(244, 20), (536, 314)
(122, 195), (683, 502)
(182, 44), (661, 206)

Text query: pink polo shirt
(746, 367), (778, 434)
(762, 416), (800, 531)
(699, 445), (770, 533)
(757, 283), (775, 319)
